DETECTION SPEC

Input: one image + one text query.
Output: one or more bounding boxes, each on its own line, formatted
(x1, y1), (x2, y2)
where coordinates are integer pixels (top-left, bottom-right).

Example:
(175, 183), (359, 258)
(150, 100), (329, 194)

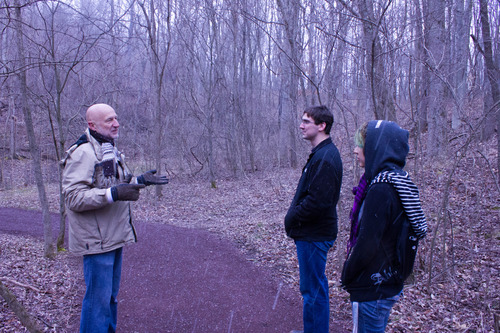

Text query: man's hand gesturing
(137, 169), (169, 186)
(111, 183), (146, 201)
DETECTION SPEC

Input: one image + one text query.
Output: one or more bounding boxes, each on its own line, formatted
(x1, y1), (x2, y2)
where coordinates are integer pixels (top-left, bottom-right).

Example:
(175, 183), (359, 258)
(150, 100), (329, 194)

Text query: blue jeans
(80, 248), (123, 333)
(295, 240), (334, 333)
(352, 293), (401, 333)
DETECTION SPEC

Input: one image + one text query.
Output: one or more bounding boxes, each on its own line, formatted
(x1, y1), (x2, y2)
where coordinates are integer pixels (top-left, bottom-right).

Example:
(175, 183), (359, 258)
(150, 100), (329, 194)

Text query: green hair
(354, 122), (368, 148)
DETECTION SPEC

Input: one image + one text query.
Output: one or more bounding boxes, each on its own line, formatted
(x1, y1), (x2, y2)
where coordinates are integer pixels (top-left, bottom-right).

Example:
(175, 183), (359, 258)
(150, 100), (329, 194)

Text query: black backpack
(394, 218), (419, 283)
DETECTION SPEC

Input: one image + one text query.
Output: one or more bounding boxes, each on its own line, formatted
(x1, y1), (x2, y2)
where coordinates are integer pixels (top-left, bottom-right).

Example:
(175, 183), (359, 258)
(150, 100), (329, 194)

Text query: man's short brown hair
(303, 105), (334, 134)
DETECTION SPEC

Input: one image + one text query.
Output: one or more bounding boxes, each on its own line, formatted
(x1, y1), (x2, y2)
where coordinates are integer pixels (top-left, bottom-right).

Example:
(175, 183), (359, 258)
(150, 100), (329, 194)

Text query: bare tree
(138, 0), (171, 196)
(0, 0), (496, 187)
(451, 0), (473, 129)
(478, 0), (500, 175)
(411, 0), (428, 133)
(35, 1), (84, 250)
(12, 0), (55, 258)
(276, 0), (301, 168)
(8, 96), (18, 160)
(355, 0), (397, 121)
(227, 1), (251, 175)
(422, 0), (448, 157)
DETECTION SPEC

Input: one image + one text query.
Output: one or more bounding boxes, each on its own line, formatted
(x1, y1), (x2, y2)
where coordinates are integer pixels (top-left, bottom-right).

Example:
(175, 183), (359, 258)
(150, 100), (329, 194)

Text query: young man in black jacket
(341, 120), (427, 332)
(285, 105), (343, 333)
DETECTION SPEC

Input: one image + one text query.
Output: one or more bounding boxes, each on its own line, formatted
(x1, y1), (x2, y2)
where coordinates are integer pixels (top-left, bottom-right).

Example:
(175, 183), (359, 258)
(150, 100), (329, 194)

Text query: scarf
(347, 173), (368, 254)
(89, 129), (115, 145)
(89, 130), (119, 188)
(371, 170), (428, 240)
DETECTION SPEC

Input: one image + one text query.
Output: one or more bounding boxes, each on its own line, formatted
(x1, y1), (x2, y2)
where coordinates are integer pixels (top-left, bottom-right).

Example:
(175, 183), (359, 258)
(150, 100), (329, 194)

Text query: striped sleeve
(372, 171), (428, 239)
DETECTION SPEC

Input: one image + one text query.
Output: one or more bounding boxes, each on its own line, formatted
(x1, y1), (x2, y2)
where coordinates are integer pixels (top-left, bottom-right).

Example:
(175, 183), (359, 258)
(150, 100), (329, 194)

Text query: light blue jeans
(351, 293), (401, 333)
(80, 247), (123, 333)
(295, 240), (334, 333)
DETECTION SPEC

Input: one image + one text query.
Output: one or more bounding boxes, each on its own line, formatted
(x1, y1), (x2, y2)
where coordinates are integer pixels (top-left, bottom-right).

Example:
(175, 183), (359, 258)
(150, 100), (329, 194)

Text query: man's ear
(318, 122), (326, 132)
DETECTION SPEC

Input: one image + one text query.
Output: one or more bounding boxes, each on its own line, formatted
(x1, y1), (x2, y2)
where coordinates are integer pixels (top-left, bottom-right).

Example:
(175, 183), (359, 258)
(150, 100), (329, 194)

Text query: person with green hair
(347, 122), (368, 255)
(341, 120), (427, 332)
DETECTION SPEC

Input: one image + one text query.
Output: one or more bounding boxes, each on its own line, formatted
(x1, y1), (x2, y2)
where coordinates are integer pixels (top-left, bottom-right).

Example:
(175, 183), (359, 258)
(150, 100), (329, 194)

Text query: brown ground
(1, 162), (498, 332)
(0, 207), (312, 332)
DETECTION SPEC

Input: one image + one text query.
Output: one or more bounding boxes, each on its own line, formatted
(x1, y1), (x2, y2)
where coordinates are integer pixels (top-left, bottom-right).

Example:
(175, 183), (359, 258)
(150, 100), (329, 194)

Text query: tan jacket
(61, 129), (137, 255)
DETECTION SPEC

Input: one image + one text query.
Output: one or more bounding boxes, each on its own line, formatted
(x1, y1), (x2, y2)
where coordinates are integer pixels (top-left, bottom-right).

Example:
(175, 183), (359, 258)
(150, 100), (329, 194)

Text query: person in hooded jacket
(341, 120), (427, 333)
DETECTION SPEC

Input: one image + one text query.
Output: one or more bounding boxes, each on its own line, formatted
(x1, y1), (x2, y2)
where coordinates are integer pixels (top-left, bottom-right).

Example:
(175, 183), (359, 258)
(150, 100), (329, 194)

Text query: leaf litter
(0, 151), (498, 332)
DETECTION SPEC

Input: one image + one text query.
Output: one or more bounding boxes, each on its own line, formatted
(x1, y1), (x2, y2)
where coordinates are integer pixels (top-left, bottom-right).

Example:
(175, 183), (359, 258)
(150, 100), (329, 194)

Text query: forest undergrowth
(0, 135), (498, 332)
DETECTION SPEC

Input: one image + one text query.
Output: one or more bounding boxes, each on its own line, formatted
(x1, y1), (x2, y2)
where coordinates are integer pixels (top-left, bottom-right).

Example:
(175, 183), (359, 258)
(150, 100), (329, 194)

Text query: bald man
(61, 103), (168, 333)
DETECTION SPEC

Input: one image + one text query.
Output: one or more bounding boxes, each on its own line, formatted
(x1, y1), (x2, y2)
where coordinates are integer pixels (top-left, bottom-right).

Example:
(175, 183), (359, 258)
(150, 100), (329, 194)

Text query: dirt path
(0, 207), (303, 332)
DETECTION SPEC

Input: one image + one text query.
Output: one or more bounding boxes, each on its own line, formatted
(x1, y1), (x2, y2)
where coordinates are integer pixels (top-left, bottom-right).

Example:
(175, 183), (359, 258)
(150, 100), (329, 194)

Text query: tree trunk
(356, 0), (397, 121)
(50, 50), (67, 252)
(413, 0), (428, 133)
(13, 0), (55, 259)
(8, 97), (17, 160)
(423, 0), (448, 157)
(479, 0), (500, 172)
(48, 102), (66, 251)
(138, 0), (170, 198)
(276, 0), (300, 168)
(228, 3), (245, 176)
(451, 0), (472, 130)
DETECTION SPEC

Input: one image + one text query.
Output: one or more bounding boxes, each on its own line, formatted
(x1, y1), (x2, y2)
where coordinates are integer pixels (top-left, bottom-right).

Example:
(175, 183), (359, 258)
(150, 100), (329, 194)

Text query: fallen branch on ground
(0, 277), (45, 293)
(0, 280), (43, 333)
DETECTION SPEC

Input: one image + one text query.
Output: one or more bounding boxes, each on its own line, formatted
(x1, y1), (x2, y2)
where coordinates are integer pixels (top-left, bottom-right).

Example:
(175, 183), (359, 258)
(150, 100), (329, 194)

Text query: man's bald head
(86, 103), (120, 139)
(86, 103), (115, 122)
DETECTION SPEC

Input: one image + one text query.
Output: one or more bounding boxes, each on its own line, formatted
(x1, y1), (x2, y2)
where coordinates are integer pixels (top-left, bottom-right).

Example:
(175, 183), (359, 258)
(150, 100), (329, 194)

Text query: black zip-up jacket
(341, 120), (410, 302)
(341, 182), (406, 301)
(284, 137), (343, 241)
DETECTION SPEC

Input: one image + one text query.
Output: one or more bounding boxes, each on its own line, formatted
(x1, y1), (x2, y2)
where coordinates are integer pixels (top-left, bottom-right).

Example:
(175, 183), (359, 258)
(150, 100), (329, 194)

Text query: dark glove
(137, 169), (169, 186)
(121, 173), (133, 184)
(111, 183), (146, 201)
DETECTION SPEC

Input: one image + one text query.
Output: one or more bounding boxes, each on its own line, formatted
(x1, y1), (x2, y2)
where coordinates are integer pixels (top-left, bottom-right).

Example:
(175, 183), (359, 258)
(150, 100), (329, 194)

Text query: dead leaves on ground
(0, 235), (81, 332)
(0, 158), (498, 332)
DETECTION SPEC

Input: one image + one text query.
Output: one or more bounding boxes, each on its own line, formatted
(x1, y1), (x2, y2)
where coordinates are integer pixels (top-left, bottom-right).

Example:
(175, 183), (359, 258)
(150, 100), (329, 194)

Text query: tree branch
(0, 277), (45, 294)
(476, 150), (500, 193)
(0, 281), (43, 333)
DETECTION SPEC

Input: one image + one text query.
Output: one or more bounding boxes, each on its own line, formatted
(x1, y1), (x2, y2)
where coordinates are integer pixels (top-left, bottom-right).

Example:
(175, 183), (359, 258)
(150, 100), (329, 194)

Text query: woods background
(0, 0), (499, 332)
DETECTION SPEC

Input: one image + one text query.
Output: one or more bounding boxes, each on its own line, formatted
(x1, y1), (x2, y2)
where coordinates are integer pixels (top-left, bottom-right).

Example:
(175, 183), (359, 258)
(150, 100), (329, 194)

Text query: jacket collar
(311, 137), (332, 154)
